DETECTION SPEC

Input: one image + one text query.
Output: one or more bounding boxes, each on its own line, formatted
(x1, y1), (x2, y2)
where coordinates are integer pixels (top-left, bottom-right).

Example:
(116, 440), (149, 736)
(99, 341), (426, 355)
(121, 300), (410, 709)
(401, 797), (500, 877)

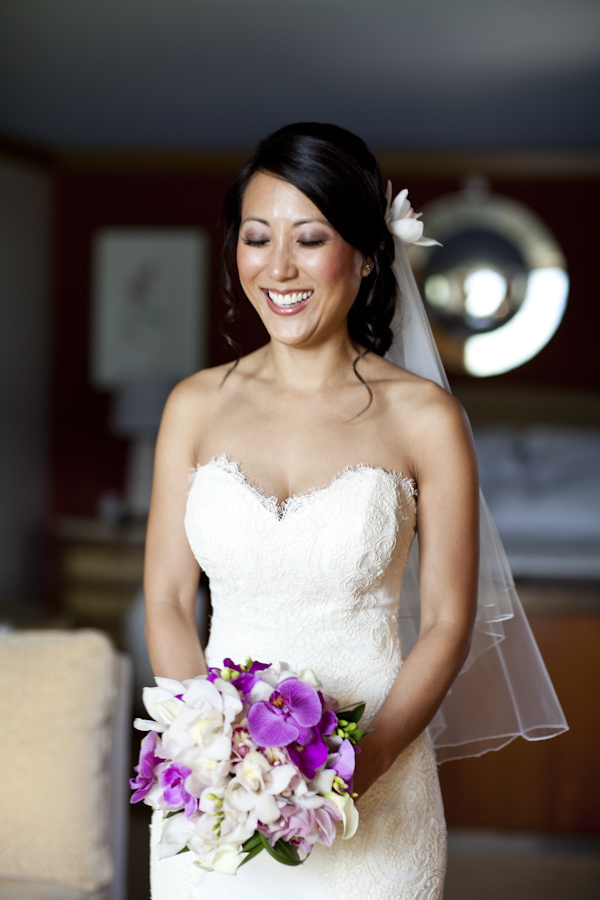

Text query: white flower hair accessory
(384, 181), (441, 247)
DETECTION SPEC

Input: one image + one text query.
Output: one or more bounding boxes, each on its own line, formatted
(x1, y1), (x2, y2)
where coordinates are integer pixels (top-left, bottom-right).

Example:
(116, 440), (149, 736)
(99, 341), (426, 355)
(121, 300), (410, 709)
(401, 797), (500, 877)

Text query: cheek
(320, 248), (363, 293)
(236, 244), (261, 296)
(235, 243), (250, 280)
(336, 245), (362, 277)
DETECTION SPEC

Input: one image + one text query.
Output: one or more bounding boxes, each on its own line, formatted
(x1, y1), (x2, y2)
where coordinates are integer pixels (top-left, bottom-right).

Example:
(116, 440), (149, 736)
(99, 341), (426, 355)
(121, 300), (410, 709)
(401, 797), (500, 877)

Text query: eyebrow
(240, 216), (331, 227)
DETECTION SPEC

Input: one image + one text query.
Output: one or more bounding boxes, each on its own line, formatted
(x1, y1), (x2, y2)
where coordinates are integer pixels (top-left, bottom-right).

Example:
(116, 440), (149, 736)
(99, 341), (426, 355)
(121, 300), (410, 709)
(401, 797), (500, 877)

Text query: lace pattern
(190, 455), (416, 520)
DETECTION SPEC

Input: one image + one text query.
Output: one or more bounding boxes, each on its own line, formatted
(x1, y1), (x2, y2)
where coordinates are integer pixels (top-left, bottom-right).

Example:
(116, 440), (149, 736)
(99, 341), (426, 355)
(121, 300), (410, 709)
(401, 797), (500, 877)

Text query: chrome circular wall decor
(407, 185), (569, 377)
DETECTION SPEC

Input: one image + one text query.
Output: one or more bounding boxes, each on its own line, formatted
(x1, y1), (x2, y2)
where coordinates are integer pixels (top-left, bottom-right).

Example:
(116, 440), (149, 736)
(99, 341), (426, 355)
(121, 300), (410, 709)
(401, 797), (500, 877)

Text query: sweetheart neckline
(190, 455), (416, 521)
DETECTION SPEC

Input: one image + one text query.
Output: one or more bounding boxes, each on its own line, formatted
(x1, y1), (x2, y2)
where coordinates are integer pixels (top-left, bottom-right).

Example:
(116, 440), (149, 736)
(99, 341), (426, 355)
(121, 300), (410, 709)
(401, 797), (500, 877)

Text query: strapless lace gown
(150, 456), (446, 899)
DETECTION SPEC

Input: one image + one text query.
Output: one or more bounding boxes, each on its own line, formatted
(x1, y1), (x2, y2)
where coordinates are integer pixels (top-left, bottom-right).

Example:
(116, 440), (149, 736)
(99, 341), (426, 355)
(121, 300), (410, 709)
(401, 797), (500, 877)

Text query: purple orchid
(207, 658), (270, 695)
(247, 677), (322, 748)
(287, 732), (328, 781)
(319, 690), (340, 714)
(319, 707), (339, 738)
(287, 707), (338, 779)
(129, 731), (161, 803)
(159, 762), (197, 817)
(332, 738), (357, 789)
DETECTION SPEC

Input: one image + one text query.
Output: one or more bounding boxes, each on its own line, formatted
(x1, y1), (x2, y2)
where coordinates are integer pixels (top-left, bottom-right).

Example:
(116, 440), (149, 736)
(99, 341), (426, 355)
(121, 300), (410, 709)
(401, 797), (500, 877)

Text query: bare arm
(354, 387), (479, 794)
(144, 379), (208, 680)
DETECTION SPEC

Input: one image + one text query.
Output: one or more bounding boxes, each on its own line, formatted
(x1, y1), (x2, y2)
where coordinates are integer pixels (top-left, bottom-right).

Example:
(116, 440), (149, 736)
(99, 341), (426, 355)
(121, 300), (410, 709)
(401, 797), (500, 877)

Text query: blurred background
(1, 2), (599, 898)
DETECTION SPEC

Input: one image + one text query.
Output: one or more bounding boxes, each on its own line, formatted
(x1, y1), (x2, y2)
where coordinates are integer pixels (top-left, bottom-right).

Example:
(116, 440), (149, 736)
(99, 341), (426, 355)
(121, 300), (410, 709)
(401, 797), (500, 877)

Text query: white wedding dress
(150, 456), (447, 899)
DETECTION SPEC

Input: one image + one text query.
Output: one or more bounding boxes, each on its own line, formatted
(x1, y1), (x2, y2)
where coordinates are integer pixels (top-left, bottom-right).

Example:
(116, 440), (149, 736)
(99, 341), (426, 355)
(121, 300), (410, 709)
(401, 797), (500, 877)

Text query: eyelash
(241, 238), (325, 247)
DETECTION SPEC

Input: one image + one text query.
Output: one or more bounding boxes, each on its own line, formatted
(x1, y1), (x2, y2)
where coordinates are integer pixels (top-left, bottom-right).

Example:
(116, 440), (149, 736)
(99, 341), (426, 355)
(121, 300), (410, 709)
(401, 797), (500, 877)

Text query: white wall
(0, 155), (52, 605)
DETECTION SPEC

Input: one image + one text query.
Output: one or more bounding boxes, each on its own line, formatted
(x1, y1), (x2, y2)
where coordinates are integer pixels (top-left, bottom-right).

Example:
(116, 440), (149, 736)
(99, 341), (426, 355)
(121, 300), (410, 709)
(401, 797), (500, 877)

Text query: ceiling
(1, 0), (599, 151)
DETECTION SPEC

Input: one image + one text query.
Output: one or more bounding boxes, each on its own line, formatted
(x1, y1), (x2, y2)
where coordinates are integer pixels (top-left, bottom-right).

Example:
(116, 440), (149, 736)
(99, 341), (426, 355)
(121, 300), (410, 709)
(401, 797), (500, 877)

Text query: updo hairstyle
(220, 122), (397, 357)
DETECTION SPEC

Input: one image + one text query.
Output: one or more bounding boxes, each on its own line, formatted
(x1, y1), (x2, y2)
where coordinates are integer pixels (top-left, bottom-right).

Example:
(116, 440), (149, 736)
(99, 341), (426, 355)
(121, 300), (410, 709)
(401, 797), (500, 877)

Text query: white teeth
(267, 290), (312, 307)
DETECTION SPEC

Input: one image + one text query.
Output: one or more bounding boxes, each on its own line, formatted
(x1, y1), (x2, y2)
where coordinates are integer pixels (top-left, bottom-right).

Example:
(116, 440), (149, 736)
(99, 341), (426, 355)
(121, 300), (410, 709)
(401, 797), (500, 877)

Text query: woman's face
(236, 172), (366, 349)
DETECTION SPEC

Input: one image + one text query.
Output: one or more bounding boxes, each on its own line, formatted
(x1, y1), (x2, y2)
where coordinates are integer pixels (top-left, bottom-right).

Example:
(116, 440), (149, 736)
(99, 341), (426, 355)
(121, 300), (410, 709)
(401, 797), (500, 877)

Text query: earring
(363, 261), (372, 274)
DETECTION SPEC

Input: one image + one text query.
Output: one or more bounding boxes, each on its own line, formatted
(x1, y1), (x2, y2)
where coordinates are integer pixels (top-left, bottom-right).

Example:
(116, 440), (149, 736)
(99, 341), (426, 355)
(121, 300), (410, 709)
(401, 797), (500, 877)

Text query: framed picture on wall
(90, 228), (209, 389)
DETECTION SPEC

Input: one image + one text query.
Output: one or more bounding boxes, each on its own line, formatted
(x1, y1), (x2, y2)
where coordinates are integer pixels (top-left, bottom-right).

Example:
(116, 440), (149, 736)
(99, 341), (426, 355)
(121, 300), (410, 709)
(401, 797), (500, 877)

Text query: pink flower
(332, 738), (356, 784)
(264, 799), (341, 853)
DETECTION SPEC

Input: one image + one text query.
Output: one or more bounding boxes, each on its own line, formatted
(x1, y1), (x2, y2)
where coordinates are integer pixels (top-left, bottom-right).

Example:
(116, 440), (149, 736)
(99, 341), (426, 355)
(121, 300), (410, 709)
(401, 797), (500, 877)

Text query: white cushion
(0, 630), (118, 891)
(0, 876), (108, 899)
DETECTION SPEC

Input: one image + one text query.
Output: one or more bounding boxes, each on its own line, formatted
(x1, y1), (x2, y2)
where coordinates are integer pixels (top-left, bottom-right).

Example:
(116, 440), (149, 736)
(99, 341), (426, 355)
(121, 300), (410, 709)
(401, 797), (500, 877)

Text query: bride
(143, 123), (565, 899)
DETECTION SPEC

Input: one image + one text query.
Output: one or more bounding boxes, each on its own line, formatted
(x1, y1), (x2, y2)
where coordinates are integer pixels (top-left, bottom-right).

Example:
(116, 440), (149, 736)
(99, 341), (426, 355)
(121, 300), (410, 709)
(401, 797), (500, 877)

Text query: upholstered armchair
(0, 629), (132, 900)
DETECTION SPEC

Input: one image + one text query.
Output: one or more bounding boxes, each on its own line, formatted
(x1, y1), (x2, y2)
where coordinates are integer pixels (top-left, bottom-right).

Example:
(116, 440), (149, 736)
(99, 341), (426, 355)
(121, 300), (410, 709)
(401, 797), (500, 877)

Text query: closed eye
(242, 238), (269, 246)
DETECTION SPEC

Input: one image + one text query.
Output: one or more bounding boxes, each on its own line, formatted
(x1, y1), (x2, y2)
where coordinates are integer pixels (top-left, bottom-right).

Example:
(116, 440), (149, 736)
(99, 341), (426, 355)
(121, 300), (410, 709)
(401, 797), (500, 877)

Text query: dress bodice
(184, 456), (417, 721)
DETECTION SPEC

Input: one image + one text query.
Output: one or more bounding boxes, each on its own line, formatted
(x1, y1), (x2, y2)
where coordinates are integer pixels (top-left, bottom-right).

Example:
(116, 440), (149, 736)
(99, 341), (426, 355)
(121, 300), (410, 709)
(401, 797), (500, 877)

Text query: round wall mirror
(406, 185), (569, 377)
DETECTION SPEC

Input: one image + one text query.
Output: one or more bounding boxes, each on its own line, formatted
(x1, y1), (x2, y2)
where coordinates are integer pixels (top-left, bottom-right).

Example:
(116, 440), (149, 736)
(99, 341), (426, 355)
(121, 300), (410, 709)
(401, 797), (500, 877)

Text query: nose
(266, 240), (298, 281)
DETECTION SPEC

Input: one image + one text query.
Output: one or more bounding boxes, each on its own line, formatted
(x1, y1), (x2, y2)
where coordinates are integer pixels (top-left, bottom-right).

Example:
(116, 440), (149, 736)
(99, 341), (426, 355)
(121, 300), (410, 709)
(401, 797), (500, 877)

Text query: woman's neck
(258, 333), (364, 395)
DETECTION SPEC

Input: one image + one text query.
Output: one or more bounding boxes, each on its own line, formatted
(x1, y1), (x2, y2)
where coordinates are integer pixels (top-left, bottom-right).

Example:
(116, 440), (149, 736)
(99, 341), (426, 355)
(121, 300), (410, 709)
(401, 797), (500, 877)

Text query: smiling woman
(220, 124), (397, 365)
(236, 174), (365, 342)
(141, 123), (566, 900)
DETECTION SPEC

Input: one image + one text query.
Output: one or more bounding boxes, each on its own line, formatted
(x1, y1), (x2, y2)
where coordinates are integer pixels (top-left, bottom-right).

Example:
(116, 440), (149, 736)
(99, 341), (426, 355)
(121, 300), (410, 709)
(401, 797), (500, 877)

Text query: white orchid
(156, 811), (195, 858)
(385, 182), (441, 247)
(260, 744), (288, 767)
(223, 751), (297, 823)
(183, 676), (243, 722)
(297, 667), (321, 688)
(144, 675), (243, 764)
(184, 754), (230, 796)
(324, 790), (359, 839)
(308, 766), (336, 795)
(192, 796), (257, 853)
(164, 706), (233, 762)
(134, 677), (188, 732)
(159, 805), (250, 874)
(290, 780), (327, 809)
(193, 843), (246, 875)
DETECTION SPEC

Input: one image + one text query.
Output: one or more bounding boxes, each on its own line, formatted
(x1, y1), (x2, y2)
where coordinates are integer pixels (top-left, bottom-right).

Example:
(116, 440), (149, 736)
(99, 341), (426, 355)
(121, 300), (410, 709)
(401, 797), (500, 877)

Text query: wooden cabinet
(52, 517), (145, 649)
(440, 583), (600, 834)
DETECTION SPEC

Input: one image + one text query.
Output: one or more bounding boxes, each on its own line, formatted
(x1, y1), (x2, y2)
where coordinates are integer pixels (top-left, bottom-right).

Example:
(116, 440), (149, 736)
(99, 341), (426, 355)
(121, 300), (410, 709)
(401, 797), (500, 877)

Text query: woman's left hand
(350, 730), (391, 798)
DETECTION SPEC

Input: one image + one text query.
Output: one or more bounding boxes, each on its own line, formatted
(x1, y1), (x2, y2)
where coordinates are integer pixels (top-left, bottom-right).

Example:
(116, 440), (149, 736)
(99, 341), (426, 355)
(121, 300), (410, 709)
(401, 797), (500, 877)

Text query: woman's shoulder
(366, 355), (472, 452)
(162, 350), (266, 421)
(157, 362), (232, 430)
(167, 358), (242, 403)
(366, 354), (462, 415)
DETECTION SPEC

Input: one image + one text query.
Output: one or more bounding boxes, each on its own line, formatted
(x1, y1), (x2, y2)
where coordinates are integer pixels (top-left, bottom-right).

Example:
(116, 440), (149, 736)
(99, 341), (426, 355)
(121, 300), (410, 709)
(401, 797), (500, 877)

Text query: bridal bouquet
(130, 658), (366, 874)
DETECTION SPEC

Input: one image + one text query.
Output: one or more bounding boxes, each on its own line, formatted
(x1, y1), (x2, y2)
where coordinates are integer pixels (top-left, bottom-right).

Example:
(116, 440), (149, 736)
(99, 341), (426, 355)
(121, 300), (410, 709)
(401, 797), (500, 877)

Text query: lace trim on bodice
(190, 455), (417, 521)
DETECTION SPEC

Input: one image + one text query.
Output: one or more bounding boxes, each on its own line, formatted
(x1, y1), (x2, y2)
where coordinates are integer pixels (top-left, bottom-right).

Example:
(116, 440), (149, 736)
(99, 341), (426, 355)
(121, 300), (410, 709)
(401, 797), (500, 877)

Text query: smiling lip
(263, 289), (313, 316)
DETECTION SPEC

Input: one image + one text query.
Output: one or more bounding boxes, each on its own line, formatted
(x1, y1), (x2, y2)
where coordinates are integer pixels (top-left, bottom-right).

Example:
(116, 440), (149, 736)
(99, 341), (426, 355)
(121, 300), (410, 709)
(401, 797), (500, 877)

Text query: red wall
(50, 166), (600, 516)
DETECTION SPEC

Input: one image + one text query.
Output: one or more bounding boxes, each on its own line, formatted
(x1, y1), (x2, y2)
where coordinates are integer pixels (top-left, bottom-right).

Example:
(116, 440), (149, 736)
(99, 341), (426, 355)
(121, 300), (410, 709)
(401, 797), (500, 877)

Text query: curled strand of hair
(350, 350), (373, 418)
(220, 358), (239, 385)
(219, 251), (242, 380)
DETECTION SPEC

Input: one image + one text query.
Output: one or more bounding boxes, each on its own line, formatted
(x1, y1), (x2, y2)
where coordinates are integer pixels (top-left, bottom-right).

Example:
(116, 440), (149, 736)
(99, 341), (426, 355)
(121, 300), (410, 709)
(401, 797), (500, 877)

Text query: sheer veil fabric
(386, 234), (568, 762)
